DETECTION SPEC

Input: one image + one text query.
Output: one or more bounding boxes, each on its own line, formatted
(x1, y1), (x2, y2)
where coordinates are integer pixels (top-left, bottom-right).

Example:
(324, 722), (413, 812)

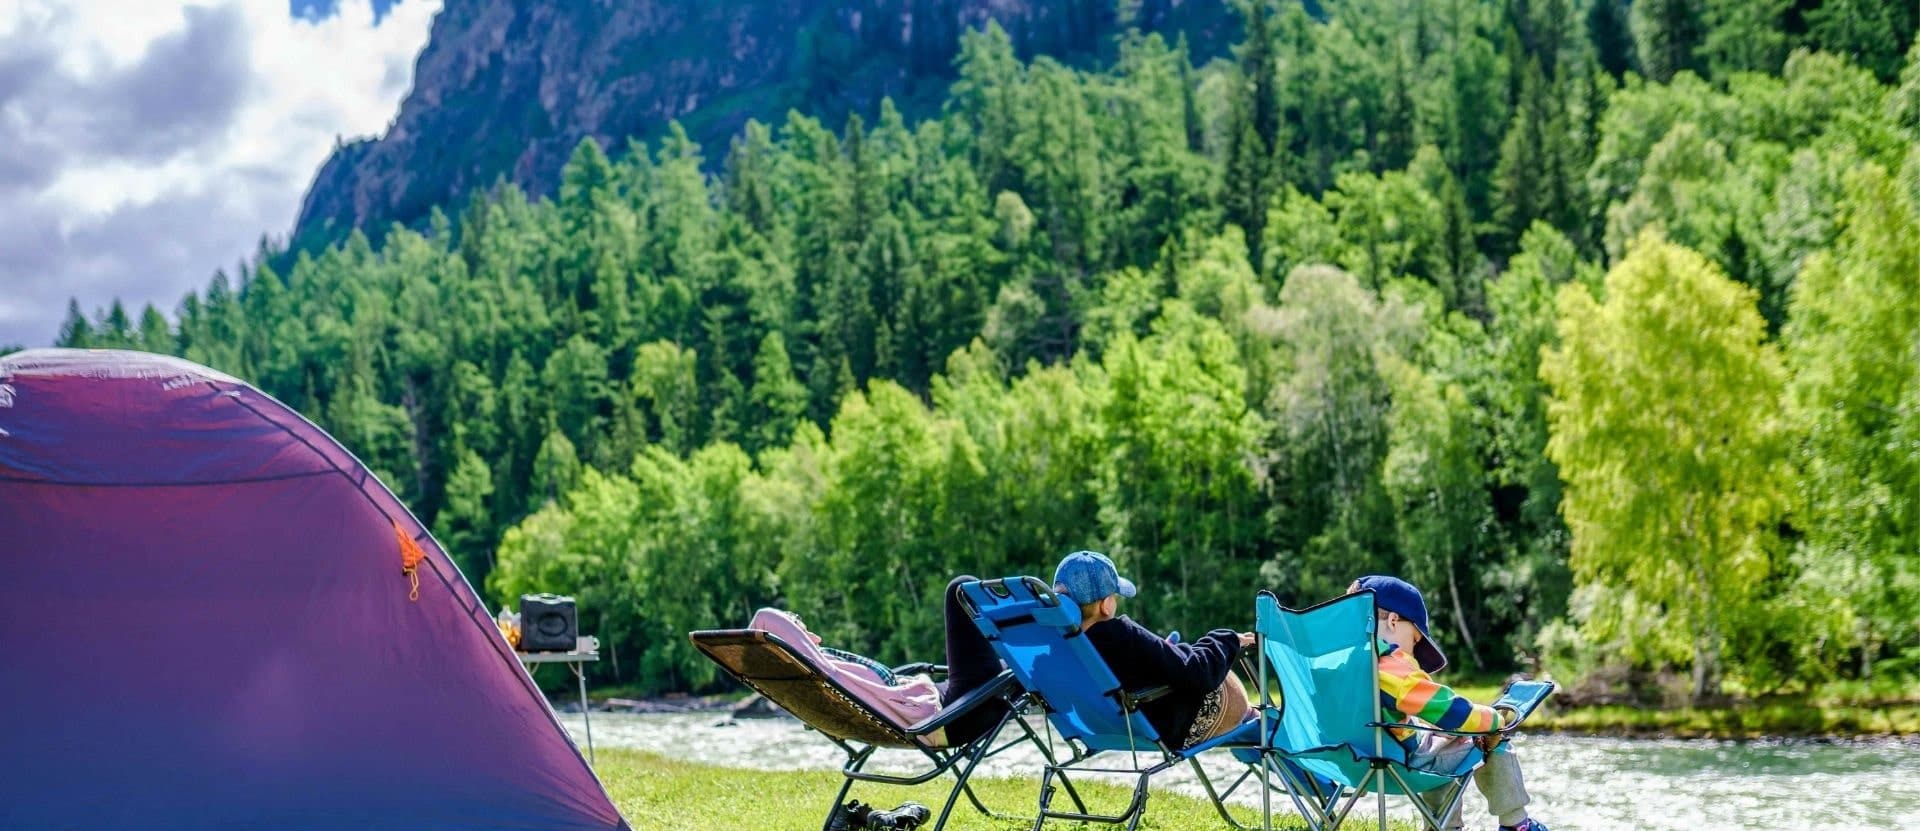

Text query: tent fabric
(0, 349), (628, 830)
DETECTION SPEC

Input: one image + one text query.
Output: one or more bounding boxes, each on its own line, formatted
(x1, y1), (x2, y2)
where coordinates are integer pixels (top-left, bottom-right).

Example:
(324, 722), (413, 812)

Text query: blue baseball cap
(1053, 551), (1137, 603)
(1353, 575), (1447, 673)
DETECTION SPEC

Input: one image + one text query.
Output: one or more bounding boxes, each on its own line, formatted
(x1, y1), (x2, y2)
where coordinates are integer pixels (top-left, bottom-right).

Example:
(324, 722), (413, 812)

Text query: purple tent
(0, 349), (627, 830)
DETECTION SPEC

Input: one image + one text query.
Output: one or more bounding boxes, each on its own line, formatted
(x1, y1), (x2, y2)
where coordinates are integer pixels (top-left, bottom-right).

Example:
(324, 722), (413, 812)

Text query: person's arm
(1376, 648), (1508, 732)
(1100, 619), (1243, 693)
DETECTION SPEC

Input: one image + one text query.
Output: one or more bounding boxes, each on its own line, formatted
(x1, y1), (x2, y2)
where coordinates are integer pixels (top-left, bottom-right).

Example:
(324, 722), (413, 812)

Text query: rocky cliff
(292, 0), (1236, 246)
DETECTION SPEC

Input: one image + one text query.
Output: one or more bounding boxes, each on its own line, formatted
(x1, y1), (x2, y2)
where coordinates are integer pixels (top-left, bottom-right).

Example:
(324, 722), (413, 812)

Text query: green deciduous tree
(1542, 233), (1787, 699)
(1782, 165), (1920, 678)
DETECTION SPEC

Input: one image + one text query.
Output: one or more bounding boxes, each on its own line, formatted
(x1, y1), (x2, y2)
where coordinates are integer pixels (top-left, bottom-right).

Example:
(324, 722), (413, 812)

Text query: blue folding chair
(1248, 590), (1555, 831)
(959, 576), (1289, 831)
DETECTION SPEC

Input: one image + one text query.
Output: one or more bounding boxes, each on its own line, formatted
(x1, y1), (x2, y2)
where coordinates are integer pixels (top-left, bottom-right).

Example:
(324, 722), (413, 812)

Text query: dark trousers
(937, 574), (1010, 744)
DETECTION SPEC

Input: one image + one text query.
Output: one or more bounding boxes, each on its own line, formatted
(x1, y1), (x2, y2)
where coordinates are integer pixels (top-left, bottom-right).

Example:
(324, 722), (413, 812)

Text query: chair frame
(960, 576), (1287, 831)
(690, 628), (1075, 831)
(1250, 590), (1526, 831)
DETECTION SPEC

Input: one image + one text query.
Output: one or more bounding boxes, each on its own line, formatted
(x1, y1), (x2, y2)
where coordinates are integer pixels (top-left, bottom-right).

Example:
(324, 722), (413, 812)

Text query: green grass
(595, 749), (1421, 830)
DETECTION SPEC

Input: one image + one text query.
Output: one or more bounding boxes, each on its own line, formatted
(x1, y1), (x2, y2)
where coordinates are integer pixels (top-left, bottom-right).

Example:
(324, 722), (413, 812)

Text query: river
(558, 712), (1920, 830)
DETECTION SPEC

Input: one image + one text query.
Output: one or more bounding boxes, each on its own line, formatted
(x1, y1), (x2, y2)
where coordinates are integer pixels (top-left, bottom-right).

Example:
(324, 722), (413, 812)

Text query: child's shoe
(1500, 820), (1548, 831)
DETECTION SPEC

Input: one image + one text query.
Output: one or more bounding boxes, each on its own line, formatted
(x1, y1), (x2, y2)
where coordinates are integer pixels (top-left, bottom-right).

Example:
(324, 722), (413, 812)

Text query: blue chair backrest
(1255, 590), (1404, 785)
(960, 577), (1163, 752)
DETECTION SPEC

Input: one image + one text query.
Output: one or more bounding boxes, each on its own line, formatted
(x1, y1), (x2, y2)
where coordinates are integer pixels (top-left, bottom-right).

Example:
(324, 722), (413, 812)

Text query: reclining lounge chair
(958, 576), (1289, 831)
(690, 622), (1065, 831)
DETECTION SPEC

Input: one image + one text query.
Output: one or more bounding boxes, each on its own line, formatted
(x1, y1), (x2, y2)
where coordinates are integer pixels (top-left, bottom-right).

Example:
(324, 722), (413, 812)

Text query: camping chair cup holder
(688, 628), (1074, 831)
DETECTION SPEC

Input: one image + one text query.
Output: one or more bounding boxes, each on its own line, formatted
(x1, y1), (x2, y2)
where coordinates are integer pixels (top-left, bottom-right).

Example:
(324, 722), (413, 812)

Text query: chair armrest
(1117, 685), (1171, 711)
(904, 671), (1019, 737)
(891, 662), (947, 679)
(1370, 680), (1557, 736)
(1367, 720), (1506, 736)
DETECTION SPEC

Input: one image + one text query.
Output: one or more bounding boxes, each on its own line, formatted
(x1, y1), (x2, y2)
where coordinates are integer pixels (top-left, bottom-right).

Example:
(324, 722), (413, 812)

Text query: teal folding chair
(1249, 590), (1554, 831)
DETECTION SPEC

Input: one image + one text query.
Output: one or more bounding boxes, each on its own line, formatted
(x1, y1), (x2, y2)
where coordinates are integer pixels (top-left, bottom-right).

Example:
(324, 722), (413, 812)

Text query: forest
(47, 0), (1920, 703)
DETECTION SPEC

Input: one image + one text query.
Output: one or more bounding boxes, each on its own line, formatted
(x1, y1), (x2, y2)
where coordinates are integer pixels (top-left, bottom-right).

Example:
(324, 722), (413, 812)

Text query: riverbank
(591, 748), (1416, 830)
(563, 712), (1920, 829)
(1447, 681), (1920, 740)
(567, 683), (1920, 740)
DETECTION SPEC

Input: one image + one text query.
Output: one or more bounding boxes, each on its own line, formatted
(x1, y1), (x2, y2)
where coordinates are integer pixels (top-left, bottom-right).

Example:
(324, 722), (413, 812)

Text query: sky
(0, 0), (438, 347)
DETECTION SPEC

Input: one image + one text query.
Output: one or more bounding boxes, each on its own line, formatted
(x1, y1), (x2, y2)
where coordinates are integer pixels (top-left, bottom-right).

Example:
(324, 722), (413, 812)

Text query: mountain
(292, 0), (1238, 248)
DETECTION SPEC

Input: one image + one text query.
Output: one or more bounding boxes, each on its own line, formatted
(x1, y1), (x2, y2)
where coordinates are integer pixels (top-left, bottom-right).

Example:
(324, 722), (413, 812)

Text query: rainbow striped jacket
(1375, 638), (1510, 747)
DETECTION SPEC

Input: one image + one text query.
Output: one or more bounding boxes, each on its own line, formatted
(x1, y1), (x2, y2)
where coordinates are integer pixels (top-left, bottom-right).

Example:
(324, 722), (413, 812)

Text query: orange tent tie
(394, 520), (425, 602)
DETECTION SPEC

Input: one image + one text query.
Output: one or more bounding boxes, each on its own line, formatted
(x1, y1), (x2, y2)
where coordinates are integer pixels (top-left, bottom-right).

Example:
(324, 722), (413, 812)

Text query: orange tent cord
(394, 520), (425, 602)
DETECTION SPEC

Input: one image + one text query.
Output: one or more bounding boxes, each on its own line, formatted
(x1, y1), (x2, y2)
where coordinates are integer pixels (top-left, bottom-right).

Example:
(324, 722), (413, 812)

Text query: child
(1055, 551), (1255, 748)
(1349, 575), (1546, 831)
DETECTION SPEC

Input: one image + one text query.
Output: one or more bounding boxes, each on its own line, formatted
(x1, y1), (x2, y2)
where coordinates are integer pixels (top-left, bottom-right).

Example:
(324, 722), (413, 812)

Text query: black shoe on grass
(861, 802), (931, 830)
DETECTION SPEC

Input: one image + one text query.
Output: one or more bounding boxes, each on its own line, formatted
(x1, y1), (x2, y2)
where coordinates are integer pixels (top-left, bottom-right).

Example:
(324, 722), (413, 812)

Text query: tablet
(1491, 679), (1557, 728)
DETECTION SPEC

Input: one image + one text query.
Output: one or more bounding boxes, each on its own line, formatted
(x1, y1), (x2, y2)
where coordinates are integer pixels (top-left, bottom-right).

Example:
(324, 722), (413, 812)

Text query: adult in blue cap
(1052, 550), (1254, 749)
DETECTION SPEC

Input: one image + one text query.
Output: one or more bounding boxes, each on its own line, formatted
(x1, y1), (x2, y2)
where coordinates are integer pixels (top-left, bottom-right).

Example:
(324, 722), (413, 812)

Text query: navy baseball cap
(1353, 575), (1447, 673)
(1053, 551), (1137, 603)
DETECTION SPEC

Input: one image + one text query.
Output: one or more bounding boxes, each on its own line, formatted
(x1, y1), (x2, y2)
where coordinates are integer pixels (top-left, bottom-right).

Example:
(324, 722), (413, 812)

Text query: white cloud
(0, 0), (438, 346)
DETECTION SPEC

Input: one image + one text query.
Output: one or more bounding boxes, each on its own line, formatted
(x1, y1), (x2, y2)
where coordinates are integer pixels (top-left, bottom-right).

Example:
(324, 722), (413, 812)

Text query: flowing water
(558, 712), (1920, 830)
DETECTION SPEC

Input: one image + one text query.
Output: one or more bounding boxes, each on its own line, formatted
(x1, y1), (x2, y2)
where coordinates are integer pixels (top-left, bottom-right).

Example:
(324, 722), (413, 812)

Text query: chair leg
(820, 747), (875, 831)
(1124, 773), (1151, 831)
(1266, 755), (1335, 831)
(1023, 719), (1089, 815)
(1188, 757), (1258, 831)
(933, 713), (1012, 831)
(1261, 751), (1272, 831)
(1031, 766), (1058, 831)
(1385, 765), (1468, 831)
(1326, 767), (1376, 831)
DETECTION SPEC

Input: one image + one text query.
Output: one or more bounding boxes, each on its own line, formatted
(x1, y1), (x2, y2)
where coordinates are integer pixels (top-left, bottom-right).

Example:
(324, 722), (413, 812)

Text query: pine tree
(137, 304), (172, 354)
(56, 299), (93, 347)
(1700, 0), (1788, 76)
(530, 428), (581, 506)
(1224, 0), (1284, 264)
(1587, 0), (1635, 78)
(749, 332), (809, 453)
(102, 300), (132, 348)
(435, 448), (497, 578)
(1631, 0), (1704, 82)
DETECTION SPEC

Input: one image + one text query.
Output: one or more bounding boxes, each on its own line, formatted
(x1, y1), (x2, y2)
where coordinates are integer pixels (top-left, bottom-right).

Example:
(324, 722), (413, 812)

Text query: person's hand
(1238, 632), (1256, 648)
(1477, 705), (1518, 752)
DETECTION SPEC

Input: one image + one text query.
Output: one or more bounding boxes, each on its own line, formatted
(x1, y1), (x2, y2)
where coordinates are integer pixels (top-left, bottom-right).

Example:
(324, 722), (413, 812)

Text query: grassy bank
(1447, 680), (1920, 739)
(593, 749), (1421, 830)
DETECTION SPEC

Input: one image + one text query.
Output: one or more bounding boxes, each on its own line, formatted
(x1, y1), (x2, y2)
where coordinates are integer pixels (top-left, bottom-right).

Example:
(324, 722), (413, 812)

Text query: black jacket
(1084, 615), (1242, 746)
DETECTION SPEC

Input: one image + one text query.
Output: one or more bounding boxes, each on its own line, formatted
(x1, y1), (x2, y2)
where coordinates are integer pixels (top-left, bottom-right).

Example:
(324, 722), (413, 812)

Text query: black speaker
(519, 593), (578, 652)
